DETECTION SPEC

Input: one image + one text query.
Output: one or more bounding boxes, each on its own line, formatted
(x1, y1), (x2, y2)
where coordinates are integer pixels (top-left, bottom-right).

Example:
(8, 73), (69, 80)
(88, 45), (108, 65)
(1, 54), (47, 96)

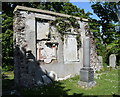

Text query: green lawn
(2, 67), (120, 96)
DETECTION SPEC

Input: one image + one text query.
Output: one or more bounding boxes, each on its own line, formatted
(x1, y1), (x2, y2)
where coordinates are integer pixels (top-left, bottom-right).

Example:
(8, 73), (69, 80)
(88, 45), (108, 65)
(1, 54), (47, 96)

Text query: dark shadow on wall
(2, 45), (82, 97)
(4, 46), (119, 97)
(10, 45), (71, 96)
(14, 45), (50, 87)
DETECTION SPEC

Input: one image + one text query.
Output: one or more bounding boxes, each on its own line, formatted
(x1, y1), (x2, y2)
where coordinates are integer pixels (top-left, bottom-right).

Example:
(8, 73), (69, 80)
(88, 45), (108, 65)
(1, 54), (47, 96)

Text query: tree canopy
(90, 2), (120, 66)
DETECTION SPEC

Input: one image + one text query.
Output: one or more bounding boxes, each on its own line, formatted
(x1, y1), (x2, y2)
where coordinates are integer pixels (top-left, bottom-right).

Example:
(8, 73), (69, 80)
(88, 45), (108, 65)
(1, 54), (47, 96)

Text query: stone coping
(13, 5), (88, 21)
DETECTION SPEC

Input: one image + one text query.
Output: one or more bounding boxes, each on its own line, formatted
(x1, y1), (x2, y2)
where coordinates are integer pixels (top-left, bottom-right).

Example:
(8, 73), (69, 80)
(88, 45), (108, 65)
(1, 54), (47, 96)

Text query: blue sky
(70, 2), (100, 20)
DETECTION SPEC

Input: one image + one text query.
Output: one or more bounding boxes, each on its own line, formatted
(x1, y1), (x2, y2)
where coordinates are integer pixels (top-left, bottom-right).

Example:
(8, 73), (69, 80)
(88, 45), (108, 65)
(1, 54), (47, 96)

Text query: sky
(70, 2), (100, 20)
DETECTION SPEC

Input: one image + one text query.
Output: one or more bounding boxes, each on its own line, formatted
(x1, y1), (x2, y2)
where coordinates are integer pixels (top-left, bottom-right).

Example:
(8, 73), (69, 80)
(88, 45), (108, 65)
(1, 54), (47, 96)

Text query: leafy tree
(91, 2), (120, 66)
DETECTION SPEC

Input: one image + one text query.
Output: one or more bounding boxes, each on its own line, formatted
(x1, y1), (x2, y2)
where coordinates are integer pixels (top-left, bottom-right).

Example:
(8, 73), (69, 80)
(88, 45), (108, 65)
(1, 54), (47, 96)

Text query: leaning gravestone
(78, 37), (96, 88)
(98, 56), (102, 66)
(109, 54), (116, 68)
(97, 56), (103, 71)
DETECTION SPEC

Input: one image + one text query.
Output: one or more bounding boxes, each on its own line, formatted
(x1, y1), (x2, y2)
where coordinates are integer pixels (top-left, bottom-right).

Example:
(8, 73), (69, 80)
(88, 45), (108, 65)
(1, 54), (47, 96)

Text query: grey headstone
(83, 37), (90, 67)
(80, 68), (94, 82)
(79, 37), (96, 88)
(109, 54), (116, 68)
(97, 56), (103, 71)
(98, 56), (102, 66)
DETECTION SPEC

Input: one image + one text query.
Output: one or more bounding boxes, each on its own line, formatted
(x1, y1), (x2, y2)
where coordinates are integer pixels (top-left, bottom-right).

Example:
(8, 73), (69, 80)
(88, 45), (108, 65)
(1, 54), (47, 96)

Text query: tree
(91, 2), (120, 66)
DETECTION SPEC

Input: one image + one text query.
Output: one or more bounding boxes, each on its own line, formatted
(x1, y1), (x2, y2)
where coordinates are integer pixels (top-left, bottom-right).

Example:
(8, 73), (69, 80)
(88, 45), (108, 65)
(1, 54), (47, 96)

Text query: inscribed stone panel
(64, 35), (78, 62)
(37, 41), (57, 63)
(37, 21), (49, 40)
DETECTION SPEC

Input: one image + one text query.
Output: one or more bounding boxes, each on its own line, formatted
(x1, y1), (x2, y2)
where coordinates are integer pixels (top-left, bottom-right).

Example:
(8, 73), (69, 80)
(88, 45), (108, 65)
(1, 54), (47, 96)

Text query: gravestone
(78, 37), (96, 88)
(98, 56), (102, 67)
(109, 54), (116, 68)
(97, 56), (103, 71)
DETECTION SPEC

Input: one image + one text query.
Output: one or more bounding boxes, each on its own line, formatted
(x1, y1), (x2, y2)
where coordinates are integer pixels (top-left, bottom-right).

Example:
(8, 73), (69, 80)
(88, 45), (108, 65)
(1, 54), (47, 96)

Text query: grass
(2, 71), (14, 91)
(2, 67), (120, 96)
(58, 68), (119, 96)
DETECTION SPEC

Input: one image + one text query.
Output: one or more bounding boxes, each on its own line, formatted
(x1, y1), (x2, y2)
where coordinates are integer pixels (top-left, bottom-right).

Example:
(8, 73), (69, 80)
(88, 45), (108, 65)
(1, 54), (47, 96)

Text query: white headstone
(109, 54), (116, 68)
(98, 56), (102, 66)
(97, 56), (103, 71)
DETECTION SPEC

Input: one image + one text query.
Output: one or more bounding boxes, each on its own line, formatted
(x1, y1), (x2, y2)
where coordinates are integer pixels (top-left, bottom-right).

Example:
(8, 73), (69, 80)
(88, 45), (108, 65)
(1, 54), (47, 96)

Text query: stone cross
(109, 54), (116, 68)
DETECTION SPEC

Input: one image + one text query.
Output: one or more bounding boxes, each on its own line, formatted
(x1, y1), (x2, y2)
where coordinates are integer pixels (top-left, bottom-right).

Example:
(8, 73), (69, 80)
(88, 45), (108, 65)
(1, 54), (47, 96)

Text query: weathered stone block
(64, 35), (79, 63)
(80, 68), (94, 82)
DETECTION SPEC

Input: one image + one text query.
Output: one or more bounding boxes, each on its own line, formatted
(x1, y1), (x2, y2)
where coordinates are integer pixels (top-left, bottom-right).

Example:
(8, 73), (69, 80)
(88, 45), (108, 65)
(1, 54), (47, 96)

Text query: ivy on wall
(49, 17), (81, 48)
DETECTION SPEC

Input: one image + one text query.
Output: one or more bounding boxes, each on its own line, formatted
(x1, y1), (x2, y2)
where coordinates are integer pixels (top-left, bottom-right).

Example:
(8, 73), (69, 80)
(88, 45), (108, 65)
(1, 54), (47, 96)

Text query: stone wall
(90, 36), (102, 71)
(79, 22), (102, 71)
(13, 6), (102, 87)
(13, 10), (54, 88)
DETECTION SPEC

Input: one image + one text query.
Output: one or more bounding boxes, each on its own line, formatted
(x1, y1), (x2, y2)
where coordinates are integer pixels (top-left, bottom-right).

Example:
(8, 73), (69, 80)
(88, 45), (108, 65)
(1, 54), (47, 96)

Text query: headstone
(78, 37), (96, 88)
(83, 37), (90, 67)
(109, 54), (116, 68)
(98, 56), (102, 67)
(97, 56), (103, 71)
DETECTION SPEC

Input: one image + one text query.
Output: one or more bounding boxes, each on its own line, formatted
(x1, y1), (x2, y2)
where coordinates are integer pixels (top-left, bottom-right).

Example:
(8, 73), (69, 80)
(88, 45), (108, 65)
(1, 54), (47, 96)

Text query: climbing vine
(49, 16), (81, 48)
(76, 34), (81, 49)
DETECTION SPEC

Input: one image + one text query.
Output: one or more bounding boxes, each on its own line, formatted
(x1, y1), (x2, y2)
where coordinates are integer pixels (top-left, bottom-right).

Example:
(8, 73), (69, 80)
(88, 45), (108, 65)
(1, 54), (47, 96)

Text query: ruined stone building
(13, 6), (102, 87)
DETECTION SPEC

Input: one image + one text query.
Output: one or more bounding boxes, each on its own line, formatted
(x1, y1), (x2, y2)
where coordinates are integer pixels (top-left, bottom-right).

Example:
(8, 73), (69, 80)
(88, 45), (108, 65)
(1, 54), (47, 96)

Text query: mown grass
(2, 67), (120, 96)
(60, 68), (119, 95)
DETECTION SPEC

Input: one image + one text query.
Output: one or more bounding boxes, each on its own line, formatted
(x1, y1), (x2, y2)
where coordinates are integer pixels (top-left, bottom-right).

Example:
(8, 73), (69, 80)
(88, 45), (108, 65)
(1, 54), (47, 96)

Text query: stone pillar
(109, 54), (116, 68)
(83, 37), (90, 67)
(78, 37), (96, 88)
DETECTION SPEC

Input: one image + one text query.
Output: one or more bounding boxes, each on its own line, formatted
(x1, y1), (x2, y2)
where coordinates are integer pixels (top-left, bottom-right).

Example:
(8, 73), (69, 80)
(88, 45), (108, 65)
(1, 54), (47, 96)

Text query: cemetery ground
(2, 66), (120, 96)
